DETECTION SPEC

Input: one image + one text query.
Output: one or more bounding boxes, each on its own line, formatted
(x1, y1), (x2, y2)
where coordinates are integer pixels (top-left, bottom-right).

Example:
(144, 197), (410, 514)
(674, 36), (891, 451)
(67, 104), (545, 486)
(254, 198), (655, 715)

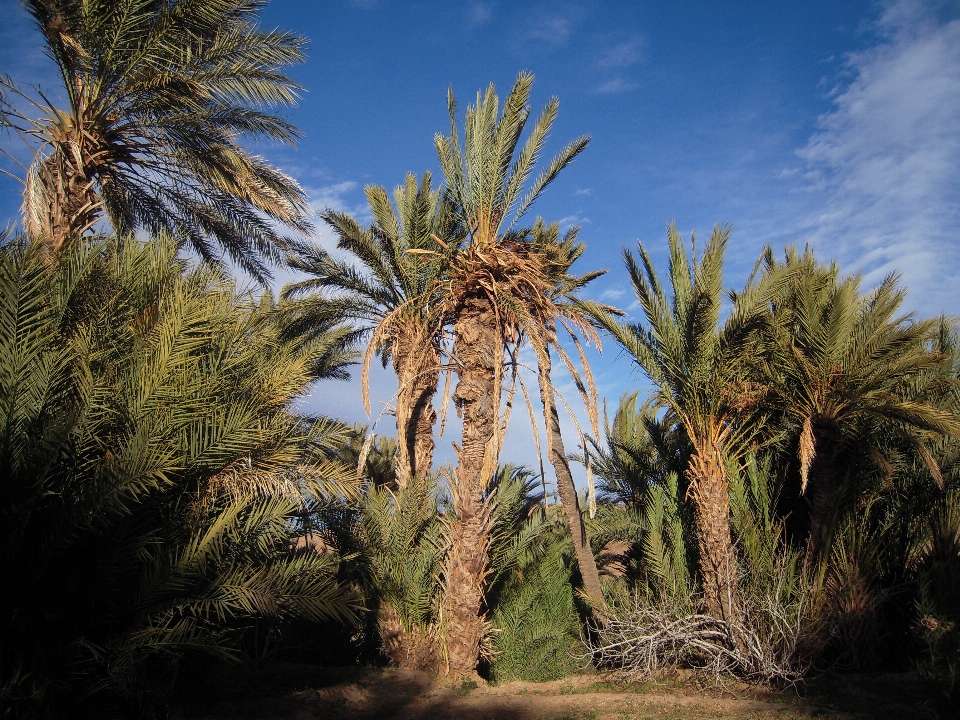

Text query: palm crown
(1, 0), (311, 281)
(283, 171), (458, 486)
(755, 247), (960, 560)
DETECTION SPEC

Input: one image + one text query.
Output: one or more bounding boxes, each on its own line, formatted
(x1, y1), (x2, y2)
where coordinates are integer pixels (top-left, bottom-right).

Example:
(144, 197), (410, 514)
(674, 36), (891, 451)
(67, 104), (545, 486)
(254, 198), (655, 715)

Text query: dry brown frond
(869, 448), (895, 489)
(500, 349), (520, 438)
(799, 416), (816, 494)
(360, 300), (424, 416)
(570, 333), (602, 438)
(201, 459), (303, 507)
(356, 431), (376, 483)
(725, 380), (768, 415)
(914, 438), (945, 489)
(437, 359), (454, 440)
(477, 365), (506, 487)
(517, 372), (548, 505)
(379, 604), (444, 672)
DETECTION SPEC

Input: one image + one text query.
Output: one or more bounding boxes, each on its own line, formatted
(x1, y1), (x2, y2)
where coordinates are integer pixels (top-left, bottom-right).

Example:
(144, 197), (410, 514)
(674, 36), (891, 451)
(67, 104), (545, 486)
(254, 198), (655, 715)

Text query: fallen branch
(584, 596), (808, 686)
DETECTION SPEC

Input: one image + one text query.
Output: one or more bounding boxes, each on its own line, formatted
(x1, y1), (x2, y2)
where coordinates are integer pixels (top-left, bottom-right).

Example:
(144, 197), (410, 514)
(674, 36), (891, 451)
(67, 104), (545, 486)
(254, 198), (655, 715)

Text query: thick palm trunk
(804, 415), (842, 569)
(393, 333), (440, 489)
(687, 443), (741, 624)
(25, 148), (101, 261)
(412, 366), (438, 480)
(443, 294), (500, 678)
(536, 349), (606, 612)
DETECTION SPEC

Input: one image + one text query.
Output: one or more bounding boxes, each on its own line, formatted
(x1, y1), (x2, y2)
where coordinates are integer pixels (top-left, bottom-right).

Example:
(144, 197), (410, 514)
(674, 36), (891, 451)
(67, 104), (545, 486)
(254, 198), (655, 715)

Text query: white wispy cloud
(594, 76), (638, 95)
(529, 15), (573, 47)
(596, 38), (644, 68)
(467, 2), (493, 26)
(558, 213), (590, 232)
(302, 180), (372, 257)
(267, 179), (372, 292)
(307, 180), (362, 213)
(600, 287), (626, 301)
(794, 0), (960, 315)
(592, 34), (644, 97)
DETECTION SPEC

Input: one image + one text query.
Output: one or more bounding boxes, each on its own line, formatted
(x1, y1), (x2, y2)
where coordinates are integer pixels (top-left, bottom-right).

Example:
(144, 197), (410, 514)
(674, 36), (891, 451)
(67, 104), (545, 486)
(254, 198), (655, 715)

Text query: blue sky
(2, 0), (959, 491)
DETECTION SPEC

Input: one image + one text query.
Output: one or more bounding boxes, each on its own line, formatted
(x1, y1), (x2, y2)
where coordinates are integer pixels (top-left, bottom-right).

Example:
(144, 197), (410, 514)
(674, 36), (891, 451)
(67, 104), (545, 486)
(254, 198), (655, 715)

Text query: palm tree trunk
(804, 416), (842, 569)
(378, 603), (408, 666)
(687, 441), (741, 624)
(443, 294), (500, 678)
(536, 348), (606, 612)
(411, 346), (439, 481)
(393, 334), (440, 489)
(25, 149), (100, 261)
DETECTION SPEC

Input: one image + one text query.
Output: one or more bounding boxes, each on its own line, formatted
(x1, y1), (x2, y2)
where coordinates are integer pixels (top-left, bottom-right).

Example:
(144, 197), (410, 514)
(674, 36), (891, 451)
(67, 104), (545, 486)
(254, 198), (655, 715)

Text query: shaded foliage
(0, 235), (359, 716)
(0, 0), (311, 280)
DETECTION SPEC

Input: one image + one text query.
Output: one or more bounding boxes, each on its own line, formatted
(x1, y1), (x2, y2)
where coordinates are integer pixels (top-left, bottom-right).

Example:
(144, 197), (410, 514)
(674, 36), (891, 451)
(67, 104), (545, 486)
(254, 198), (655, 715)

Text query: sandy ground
(178, 664), (936, 720)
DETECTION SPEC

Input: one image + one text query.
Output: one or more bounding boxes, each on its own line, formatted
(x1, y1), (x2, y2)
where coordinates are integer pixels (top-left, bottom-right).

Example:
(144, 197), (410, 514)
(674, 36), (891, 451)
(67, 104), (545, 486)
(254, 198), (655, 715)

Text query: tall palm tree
(434, 72), (589, 676)
(0, 0), (310, 281)
(530, 220), (617, 612)
(585, 223), (772, 625)
(282, 172), (457, 489)
(755, 247), (960, 565)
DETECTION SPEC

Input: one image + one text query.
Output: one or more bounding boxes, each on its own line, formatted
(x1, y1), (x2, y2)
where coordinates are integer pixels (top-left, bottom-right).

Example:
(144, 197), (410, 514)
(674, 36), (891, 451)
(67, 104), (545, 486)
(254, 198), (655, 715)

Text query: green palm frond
(755, 246), (959, 499)
(587, 223), (773, 464)
(2, 0), (310, 280)
(588, 390), (688, 506)
(0, 233), (359, 711)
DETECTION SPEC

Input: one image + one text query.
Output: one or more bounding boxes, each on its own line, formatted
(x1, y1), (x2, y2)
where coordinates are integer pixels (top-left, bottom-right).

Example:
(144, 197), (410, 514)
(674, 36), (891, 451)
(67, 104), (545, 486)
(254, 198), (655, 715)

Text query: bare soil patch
(175, 663), (935, 720)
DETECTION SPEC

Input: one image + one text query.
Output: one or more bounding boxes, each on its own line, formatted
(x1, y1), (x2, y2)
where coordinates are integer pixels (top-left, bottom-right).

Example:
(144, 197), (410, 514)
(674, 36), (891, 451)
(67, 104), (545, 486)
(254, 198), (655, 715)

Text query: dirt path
(178, 665), (935, 719)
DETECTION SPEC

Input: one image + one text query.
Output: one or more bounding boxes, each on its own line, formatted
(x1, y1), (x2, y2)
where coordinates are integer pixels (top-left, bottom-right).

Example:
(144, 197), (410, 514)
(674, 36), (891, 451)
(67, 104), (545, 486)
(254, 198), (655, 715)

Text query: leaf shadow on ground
(173, 662), (939, 720)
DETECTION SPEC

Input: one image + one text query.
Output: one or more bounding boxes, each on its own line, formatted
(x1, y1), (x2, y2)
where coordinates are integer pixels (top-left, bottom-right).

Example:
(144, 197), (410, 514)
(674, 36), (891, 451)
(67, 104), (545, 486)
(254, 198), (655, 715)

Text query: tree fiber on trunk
(443, 294), (501, 678)
(378, 604), (441, 672)
(687, 443), (741, 625)
(393, 331), (440, 489)
(537, 349), (606, 613)
(803, 416), (843, 570)
(27, 151), (101, 262)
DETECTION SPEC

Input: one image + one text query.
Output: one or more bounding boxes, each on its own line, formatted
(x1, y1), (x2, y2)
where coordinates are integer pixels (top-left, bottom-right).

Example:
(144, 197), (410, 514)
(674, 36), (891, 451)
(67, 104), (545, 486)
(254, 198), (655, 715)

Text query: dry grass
(172, 662), (936, 720)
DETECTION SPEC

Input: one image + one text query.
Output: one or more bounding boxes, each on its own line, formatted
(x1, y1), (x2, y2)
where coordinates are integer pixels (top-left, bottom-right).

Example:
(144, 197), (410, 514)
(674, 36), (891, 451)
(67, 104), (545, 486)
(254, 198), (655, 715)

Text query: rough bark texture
(378, 605), (442, 672)
(687, 442), (741, 625)
(393, 329), (440, 489)
(26, 145), (101, 261)
(804, 415), (843, 569)
(537, 350), (606, 613)
(443, 294), (500, 679)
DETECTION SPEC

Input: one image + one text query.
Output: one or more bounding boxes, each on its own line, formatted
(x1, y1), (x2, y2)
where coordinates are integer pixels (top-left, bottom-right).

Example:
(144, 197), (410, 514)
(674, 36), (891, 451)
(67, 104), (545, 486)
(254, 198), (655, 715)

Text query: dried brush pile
(586, 593), (808, 686)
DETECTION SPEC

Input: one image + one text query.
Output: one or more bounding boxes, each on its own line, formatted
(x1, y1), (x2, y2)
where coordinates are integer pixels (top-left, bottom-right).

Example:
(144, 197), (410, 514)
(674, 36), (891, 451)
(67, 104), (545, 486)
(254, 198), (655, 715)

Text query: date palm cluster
(2, 1), (959, 715)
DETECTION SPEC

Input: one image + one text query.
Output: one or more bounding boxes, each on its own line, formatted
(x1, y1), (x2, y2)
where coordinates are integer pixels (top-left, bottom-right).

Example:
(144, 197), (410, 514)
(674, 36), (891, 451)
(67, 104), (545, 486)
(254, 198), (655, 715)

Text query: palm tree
(755, 247), (960, 565)
(359, 471), (446, 671)
(585, 223), (771, 625)
(588, 390), (688, 507)
(530, 220), (617, 612)
(282, 172), (457, 488)
(0, 0), (310, 281)
(434, 72), (589, 676)
(0, 233), (359, 712)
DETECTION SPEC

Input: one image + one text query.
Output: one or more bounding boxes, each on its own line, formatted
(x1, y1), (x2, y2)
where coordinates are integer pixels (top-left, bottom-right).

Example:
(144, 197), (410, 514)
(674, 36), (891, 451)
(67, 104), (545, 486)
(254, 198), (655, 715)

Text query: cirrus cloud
(795, 0), (960, 316)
